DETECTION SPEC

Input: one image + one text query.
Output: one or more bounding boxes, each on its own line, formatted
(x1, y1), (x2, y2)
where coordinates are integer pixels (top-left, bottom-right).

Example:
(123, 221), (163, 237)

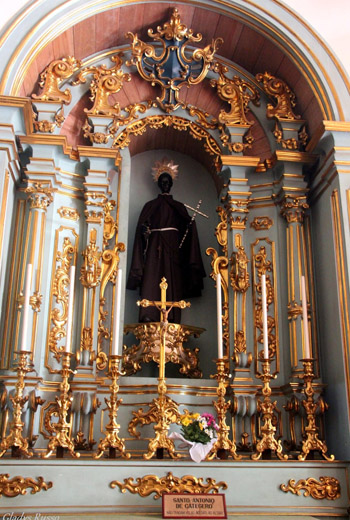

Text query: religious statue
(127, 158), (206, 323)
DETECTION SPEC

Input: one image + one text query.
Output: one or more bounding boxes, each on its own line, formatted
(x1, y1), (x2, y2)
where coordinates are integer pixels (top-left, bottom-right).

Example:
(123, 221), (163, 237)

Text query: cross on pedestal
(129, 277), (191, 459)
(137, 277), (190, 378)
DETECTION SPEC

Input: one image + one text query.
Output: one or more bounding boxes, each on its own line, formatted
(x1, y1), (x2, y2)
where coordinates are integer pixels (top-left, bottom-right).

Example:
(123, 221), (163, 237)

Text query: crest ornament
(126, 9), (223, 112)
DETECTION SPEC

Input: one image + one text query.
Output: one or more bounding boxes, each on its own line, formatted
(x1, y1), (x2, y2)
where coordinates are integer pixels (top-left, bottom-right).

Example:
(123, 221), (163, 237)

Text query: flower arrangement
(180, 410), (219, 445)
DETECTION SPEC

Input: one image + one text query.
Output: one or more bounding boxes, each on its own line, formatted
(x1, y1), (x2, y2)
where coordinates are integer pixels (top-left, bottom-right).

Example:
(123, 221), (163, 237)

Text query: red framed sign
(162, 493), (227, 519)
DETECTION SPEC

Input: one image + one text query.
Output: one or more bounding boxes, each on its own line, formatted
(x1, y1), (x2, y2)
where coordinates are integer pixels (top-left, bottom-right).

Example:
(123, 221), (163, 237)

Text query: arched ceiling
(3, 0), (348, 170)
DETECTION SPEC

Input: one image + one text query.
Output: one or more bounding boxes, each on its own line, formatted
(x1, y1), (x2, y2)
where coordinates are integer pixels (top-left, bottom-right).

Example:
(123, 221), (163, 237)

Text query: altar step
(56, 513), (342, 520)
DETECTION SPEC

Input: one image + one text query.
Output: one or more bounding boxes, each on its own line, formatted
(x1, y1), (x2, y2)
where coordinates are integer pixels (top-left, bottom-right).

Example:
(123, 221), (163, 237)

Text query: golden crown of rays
(152, 158), (179, 182)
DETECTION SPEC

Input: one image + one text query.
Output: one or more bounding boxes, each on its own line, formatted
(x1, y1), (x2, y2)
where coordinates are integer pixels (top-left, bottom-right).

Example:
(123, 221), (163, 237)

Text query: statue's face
(158, 173), (173, 193)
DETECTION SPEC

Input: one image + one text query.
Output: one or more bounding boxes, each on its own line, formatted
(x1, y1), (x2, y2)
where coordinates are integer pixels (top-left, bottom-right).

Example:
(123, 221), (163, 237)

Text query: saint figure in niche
(127, 158), (206, 323)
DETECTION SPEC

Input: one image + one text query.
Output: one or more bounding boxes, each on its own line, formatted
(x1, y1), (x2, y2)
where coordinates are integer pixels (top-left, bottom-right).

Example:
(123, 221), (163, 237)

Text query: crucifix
(137, 277), (191, 378)
(128, 278), (190, 459)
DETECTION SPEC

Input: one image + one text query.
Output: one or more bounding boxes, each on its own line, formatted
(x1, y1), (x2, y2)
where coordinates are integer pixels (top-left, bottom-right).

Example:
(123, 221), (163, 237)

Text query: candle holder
(94, 355), (131, 459)
(42, 352), (80, 459)
(251, 359), (288, 460)
(128, 365), (182, 460)
(298, 358), (334, 461)
(0, 350), (34, 458)
(207, 357), (241, 460)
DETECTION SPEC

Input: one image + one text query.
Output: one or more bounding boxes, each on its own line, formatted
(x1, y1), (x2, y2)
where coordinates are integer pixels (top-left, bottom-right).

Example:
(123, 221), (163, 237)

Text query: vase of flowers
(169, 410), (219, 462)
(180, 411), (219, 444)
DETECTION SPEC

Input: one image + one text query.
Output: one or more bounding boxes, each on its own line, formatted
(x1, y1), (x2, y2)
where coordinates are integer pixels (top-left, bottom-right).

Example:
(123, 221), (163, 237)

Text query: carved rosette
(0, 474), (53, 497)
(25, 183), (56, 211)
(280, 197), (309, 223)
(280, 477), (340, 500)
(111, 472), (227, 499)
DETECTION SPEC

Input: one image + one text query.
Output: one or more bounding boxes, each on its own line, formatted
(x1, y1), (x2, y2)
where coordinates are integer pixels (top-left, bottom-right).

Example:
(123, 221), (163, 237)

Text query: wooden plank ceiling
(23, 3), (322, 166)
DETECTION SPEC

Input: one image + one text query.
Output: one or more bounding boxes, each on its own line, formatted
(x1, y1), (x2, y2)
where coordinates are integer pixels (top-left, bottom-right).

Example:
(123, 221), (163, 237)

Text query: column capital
(25, 181), (56, 211)
(279, 195), (309, 224)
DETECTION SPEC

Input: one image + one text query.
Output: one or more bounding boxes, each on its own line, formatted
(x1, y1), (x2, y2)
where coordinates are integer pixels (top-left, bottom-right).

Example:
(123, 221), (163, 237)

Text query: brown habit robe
(127, 193), (206, 322)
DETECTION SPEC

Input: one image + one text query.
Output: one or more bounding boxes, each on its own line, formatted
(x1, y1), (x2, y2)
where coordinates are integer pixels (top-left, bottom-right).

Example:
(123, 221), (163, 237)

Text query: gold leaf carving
(72, 53), (131, 117)
(230, 246), (249, 293)
(58, 207), (80, 221)
(126, 9), (222, 112)
(48, 237), (75, 360)
(250, 216), (273, 231)
(280, 477), (340, 500)
(80, 229), (102, 288)
(111, 472), (227, 499)
(256, 72), (300, 120)
(211, 62), (260, 125)
(25, 183), (56, 211)
(113, 115), (221, 172)
(32, 56), (81, 104)
(215, 206), (228, 256)
(0, 474), (52, 497)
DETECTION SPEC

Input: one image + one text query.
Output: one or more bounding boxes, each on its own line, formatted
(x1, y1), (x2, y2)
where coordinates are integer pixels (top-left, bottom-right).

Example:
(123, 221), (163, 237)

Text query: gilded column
(20, 180), (55, 355)
(78, 168), (111, 368)
(277, 168), (311, 378)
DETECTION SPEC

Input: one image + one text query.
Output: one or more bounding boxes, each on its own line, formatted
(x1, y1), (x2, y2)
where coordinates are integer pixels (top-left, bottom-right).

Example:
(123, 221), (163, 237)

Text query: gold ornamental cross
(137, 277), (190, 323)
(137, 277), (190, 378)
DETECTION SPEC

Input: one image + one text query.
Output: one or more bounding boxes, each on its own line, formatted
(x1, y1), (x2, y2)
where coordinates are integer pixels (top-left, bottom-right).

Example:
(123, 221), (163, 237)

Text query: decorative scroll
(126, 9), (222, 111)
(123, 322), (203, 377)
(32, 56), (81, 104)
(250, 216), (273, 231)
(48, 233), (77, 363)
(206, 248), (229, 357)
(215, 206), (228, 256)
(73, 53), (131, 117)
(256, 72), (300, 120)
(0, 474), (52, 497)
(280, 477), (340, 500)
(111, 472), (227, 499)
(251, 241), (278, 372)
(96, 200), (125, 370)
(211, 62), (260, 125)
(112, 114), (222, 172)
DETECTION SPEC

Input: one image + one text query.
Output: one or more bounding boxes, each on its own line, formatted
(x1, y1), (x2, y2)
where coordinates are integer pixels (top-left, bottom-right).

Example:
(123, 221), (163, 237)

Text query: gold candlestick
(298, 358), (334, 461)
(94, 355), (131, 459)
(251, 359), (288, 460)
(42, 352), (80, 458)
(207, 357), (241, 460)
(0, 350), (34, 458)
